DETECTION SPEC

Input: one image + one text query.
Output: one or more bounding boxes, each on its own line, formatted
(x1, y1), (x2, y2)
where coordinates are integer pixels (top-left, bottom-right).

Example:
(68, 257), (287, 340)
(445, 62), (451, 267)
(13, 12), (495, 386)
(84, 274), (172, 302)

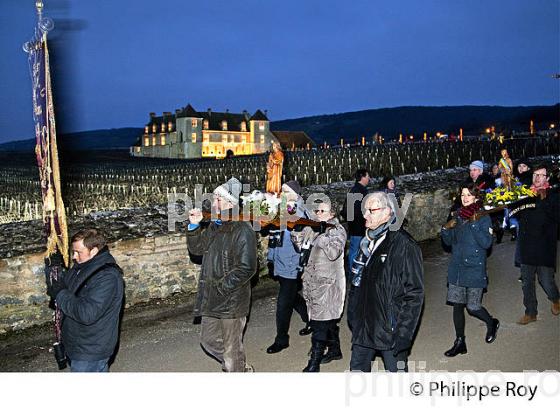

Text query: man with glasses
(349, 192), (424, 372)
(516, 164), (560, 324)
(187, 177), (258, 371)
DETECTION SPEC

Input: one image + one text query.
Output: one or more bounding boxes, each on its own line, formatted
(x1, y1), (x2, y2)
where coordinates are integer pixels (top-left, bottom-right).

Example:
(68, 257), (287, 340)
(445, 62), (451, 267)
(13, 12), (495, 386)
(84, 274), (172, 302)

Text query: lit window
(222, 135), (228, 143)
(161, 123), (166, 132)
(161, 135), (166, 145)
(203, 120), (209, 130)
(203, 134), (209, 143)
(192, 133), (197, 143)
(144, 126), (149, 134)
(152, 124), (157, 133)
(241, 122), (247, 132)
(191, 119), (197, 127)
(144, 137), (149, 146)
(168, 122), (173, 131)
(260, 135), (265, 144)
(152, 136), (156, 146)
(135, 146), (141, 153)
(259, 122), (265, 131)
(221, 120), (227, 131)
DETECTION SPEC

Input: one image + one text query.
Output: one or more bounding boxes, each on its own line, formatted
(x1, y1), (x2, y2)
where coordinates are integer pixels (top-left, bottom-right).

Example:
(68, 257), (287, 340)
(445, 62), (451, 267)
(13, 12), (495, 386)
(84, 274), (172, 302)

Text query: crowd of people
(43, 156), (559, 373)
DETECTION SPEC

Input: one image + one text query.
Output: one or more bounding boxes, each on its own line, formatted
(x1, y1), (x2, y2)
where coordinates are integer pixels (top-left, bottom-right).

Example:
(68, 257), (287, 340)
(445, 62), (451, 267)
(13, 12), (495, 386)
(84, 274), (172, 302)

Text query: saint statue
(498, 148), (514, 190)
(266, 142), (284, 195)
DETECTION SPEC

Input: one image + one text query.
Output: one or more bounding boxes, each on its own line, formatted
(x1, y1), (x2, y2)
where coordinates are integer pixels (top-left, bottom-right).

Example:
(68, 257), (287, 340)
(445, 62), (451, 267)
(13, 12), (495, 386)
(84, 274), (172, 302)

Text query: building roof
(271, 131), (315, 148)
(146, 105), (269, 132)
(250, 109), (269, 121)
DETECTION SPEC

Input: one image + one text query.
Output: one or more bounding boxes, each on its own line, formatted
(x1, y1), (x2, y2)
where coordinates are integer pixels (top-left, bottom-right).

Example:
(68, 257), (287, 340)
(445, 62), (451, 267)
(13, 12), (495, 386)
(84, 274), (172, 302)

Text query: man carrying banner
(45, 230), (124, 372)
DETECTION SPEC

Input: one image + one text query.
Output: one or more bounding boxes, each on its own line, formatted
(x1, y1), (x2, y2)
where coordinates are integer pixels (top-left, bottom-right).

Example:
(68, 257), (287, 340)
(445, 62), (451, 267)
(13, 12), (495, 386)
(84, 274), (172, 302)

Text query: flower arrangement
(484, 181), (536, 209)
(240, 190), (283, 218)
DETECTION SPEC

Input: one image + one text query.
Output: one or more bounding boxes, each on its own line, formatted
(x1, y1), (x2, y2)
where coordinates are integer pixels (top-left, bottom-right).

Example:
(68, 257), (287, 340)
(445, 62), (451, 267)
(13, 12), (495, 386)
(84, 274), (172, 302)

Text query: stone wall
(0, 188), (452, 334)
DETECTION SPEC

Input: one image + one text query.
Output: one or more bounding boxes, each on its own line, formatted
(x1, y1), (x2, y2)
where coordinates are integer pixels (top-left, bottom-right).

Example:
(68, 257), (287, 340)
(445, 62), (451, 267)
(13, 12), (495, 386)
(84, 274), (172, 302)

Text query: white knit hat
(213, 177), (242, 205)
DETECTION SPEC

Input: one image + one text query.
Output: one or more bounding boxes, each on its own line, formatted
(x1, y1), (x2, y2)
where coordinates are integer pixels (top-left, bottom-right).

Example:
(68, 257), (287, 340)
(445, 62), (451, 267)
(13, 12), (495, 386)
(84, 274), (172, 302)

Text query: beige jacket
(291, 218), (346, 321)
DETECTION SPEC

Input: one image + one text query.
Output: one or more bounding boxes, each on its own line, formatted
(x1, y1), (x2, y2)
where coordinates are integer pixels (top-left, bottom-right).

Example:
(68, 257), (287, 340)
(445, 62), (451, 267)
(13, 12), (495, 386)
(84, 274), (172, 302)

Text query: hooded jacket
(56, 248), (124, 361)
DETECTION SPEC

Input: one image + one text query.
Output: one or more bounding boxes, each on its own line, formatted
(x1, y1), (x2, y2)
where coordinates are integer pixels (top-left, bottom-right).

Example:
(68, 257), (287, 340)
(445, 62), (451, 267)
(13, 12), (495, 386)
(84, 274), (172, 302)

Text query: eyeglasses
(533, 173), (547, 178)
(365, 207), (384, 214)
(314, 209), (329, 214)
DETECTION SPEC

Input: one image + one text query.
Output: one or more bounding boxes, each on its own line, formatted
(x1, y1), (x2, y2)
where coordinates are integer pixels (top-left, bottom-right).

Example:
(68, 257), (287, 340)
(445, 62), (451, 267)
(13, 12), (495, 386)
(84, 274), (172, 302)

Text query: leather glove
(45, 252), (64, 268)
(443, 218), (457, 230)
(44, 252), (65, 289)
(47, 275), (67, 300)
(392, 337), (411, 357)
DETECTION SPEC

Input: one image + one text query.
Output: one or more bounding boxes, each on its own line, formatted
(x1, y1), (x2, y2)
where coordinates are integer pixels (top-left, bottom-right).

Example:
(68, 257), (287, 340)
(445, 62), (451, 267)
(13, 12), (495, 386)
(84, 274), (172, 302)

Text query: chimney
(149, 112), (156, 118)
(175, 109), (181, 115)
(243, 109), (249, 121)
(264, 109), (268, 118)
(225, 108), (229, 114)
(207, 108), (212, 117)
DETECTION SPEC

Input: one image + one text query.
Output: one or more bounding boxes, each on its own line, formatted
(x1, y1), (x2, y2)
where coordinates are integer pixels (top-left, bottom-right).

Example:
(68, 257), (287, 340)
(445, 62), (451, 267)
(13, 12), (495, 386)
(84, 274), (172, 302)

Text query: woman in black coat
(441, 183), (500, 357)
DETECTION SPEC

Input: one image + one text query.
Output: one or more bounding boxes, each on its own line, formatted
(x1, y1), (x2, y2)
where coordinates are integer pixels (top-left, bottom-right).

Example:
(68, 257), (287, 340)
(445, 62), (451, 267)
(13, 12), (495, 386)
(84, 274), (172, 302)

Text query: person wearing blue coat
(441, 183), (500, 357)
(265, 181), (310, 354)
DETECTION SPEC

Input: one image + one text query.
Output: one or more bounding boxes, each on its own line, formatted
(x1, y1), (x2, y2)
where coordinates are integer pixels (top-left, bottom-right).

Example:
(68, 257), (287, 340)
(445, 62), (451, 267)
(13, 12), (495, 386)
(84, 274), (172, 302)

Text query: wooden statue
(498, 149), (514, 190)
(266, 142), (283, 195)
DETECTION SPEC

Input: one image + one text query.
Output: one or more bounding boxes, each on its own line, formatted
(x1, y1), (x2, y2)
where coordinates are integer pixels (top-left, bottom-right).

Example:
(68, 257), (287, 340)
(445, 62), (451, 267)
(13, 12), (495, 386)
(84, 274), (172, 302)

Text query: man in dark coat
(350, 192), (424, 372)
(516, 164), (560, 324)
(187, 177), (258, 372)
(342, 169), (370, 331)
(465, 160), (496, 190)
(46, 229), (124, 372)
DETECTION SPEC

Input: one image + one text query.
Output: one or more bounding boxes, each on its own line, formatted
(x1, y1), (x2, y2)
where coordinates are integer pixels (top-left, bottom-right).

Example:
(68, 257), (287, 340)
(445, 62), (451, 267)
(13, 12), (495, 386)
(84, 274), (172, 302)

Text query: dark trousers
(350, 344), (408, 372)
(521, 264), (560, 316)
(310, 319), (339, 344)
(69, 358), (109, 372)
(275, 276), (308, 345)
(346, 285), (359, 332)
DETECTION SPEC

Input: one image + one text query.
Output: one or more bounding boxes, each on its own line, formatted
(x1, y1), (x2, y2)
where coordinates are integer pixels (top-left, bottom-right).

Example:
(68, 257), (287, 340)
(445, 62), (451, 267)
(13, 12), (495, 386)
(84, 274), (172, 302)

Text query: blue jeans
(70, 358), (110, 372)
(347, 236), (363, 281)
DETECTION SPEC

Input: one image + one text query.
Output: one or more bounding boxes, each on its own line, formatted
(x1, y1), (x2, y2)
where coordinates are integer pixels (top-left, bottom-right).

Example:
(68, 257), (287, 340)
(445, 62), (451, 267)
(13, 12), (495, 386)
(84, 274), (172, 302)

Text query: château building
(131, 104), (284, 159)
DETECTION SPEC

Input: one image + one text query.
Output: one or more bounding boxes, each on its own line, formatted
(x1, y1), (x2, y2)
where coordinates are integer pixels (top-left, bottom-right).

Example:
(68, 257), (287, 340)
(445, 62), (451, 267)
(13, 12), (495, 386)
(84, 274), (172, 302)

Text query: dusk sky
(0, 0), (558, 144)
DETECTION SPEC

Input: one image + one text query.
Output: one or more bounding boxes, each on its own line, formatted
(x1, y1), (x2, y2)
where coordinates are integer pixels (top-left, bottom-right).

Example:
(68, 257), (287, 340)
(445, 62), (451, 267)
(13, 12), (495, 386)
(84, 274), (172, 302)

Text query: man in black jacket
(516, 164), (560, 324)
(343, 169), (369, 332)
(350, 192), (424, 372)
(46, 229), (124, 372)
(344, 169), (370, 272)
(187, 177), (258, 372)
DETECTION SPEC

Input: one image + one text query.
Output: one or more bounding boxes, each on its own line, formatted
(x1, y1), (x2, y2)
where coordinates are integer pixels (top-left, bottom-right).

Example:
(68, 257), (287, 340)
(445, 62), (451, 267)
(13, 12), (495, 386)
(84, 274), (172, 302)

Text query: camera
(297, 241), (313, 274)
(53, 341), (67, 370)
(268, 229), (284, 249)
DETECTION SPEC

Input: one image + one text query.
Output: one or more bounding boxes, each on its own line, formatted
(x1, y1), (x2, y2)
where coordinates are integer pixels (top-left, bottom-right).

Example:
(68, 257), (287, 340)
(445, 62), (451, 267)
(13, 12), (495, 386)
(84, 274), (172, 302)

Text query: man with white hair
(349, 191), (424, 372)
(187, 177), (258, 372)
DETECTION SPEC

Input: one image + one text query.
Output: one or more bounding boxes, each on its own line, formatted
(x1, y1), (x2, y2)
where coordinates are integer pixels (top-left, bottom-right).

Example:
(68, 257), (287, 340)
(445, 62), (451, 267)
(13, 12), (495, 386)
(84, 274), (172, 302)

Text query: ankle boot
(303, 341), (326, 372)
(444, 336), (467, 357)
(321, 326), (343, 364)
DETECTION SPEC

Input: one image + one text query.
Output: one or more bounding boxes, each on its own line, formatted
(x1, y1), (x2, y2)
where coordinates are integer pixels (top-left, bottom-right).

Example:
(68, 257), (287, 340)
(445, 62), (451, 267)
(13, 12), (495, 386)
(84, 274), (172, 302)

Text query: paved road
(1, 237), (559, 372)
